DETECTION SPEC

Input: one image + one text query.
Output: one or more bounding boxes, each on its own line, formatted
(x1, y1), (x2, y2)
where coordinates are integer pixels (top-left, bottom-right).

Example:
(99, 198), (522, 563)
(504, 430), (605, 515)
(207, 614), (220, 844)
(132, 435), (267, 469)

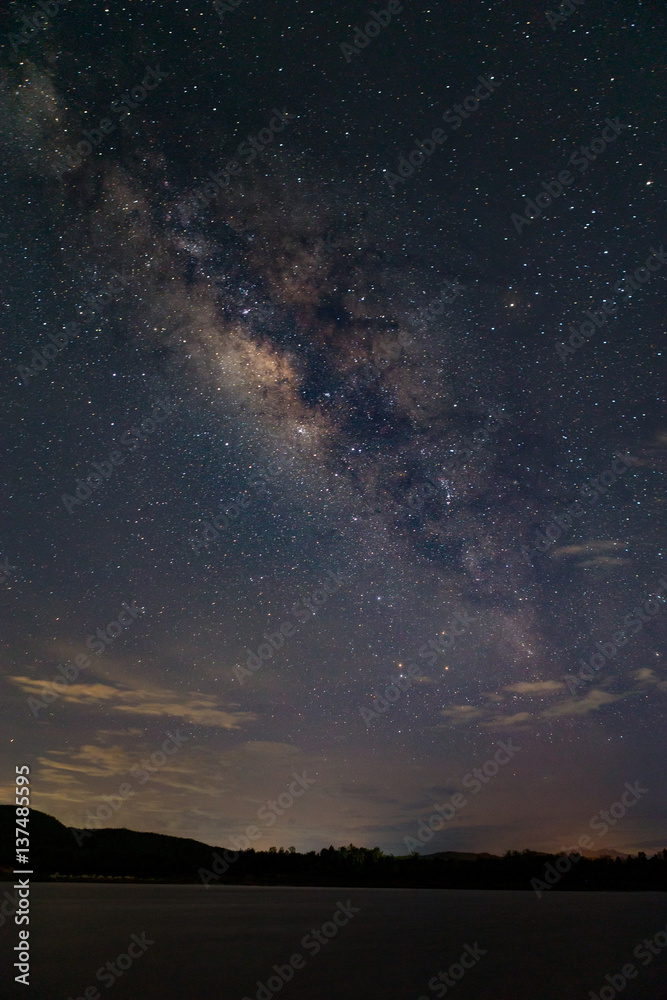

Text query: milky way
(1, 0), (665, 855)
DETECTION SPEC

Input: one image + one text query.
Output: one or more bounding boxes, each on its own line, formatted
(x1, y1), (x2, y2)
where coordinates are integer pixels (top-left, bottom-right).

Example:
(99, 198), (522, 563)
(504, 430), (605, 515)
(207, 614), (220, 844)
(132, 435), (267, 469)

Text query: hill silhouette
(0, 806), (224, 880)
(1, 807), (665, 890)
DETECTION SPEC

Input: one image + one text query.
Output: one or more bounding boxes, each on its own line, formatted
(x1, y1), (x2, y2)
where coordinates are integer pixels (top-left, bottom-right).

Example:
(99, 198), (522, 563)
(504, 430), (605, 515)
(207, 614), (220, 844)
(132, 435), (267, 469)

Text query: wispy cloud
(504, 680), (565, 696)
(438, 676), (628, 729)
(481, 711), (532, 729)
(551, 540), (626, 559)
(633, 667), (667, 692)
(440, 705), (486, 725)
(551, 540), (630, 567)
(540, 688), (625, 717)
(8, 676), (256, 729)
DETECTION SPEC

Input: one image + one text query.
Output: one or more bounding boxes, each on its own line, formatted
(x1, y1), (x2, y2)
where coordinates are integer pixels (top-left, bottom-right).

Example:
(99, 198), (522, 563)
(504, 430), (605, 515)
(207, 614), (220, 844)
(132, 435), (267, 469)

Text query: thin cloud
(504, 680), (565, 696)
(633, 668), (667, 692)
(540, 689), (624, 718)
(551, 540), (626, 559)
(481, 712), (532, 729)
(8, 676), (256, 729)
(440, 705), (486, 725)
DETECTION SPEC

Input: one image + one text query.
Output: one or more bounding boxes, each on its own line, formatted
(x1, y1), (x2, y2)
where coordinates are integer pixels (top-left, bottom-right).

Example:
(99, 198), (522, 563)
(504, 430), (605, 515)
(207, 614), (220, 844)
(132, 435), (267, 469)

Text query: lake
(1, 885), (666, 999)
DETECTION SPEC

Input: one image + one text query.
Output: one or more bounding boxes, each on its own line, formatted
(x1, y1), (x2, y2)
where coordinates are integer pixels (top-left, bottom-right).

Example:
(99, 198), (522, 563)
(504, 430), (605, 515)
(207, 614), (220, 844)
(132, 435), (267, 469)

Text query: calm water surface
(2, 885), (666, 999)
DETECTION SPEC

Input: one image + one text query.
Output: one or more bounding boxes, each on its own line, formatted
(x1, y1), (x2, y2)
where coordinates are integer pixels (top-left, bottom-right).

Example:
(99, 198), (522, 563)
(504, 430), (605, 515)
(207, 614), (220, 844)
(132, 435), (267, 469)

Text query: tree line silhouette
(1, 808), (664, 890)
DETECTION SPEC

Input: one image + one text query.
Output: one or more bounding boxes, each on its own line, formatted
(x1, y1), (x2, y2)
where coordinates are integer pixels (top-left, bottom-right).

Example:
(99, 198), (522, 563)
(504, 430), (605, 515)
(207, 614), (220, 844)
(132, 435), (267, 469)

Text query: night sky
(1, 0), (665, 857)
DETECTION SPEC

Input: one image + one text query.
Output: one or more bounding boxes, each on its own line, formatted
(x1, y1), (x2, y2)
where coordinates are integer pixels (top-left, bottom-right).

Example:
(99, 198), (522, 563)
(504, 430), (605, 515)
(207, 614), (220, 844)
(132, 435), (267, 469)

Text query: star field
(0, 0), (664, 855)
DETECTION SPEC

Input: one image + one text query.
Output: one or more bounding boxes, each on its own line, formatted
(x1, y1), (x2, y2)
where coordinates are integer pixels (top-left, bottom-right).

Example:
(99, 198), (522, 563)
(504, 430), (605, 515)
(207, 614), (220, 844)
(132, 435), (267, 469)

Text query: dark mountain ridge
(1, 807), (664, 890)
